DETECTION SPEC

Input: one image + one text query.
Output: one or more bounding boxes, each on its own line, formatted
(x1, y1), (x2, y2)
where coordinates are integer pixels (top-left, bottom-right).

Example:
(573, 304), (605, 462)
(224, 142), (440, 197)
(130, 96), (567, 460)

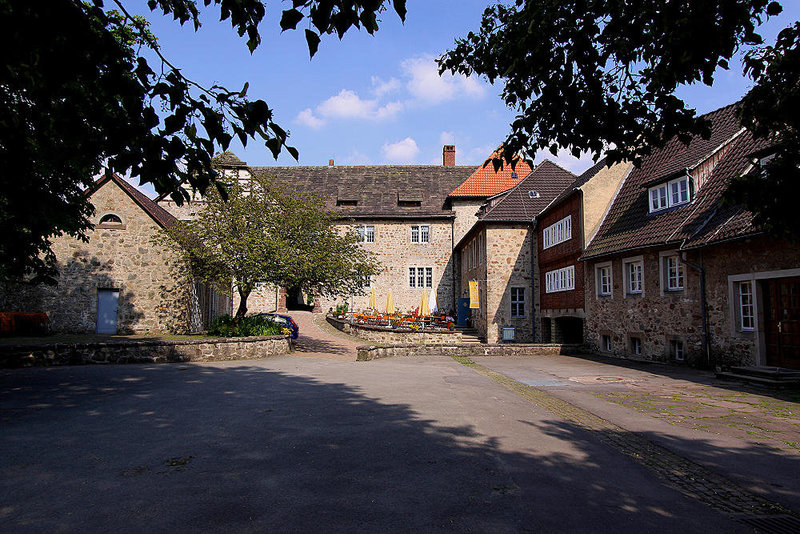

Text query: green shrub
(334, 302), (349, 315)
(208, 314), (284, 337)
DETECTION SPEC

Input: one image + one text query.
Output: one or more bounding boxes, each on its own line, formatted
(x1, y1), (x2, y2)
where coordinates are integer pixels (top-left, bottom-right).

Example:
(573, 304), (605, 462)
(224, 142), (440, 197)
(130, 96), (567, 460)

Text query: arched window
(98, 213), (124, 227)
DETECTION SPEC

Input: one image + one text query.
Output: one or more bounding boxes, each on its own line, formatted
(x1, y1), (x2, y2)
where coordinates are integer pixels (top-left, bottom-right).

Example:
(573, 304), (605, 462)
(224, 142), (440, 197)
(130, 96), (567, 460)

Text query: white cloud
(534, 147), (597, 174)
(318, 89), (403, 120)
(439, 131), (456, 145)
(295, 89), (403, 128)
(382, 137), (420, 163)
(295, 108), (324, 129)
(402, 56), (487, 104)
(371, 76), (401, 97)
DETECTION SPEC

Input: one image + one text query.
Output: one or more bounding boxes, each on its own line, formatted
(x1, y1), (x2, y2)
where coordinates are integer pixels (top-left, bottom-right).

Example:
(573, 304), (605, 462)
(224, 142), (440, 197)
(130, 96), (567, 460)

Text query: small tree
(163, 174), (381, 317)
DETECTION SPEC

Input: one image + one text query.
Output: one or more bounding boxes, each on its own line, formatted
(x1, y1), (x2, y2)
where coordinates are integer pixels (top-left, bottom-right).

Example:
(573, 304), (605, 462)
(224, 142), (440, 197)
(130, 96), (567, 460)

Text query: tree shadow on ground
(0, 361), (792, 532)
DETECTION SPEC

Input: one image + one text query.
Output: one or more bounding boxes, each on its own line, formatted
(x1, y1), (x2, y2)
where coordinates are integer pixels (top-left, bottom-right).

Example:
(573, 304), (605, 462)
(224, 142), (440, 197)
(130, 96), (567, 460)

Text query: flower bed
(327, 314), (462, 344)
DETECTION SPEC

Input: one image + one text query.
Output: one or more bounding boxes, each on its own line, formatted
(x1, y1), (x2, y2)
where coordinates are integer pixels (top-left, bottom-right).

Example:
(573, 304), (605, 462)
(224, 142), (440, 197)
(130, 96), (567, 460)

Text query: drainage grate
(739, 515), (800, 534)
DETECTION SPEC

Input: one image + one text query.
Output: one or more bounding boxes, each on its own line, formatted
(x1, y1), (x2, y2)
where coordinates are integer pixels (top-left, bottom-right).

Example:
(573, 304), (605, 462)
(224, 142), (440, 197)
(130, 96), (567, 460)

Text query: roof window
(528, 190), (540, 199)
(648, 175), (691, 213)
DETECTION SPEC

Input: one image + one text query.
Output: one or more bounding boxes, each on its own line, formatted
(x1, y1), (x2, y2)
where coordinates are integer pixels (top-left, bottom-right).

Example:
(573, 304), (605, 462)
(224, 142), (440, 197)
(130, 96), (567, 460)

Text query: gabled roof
(212, 151), (248, 167)
(88, 173), (178, 229)
(249, 164), (473, 219)
(479, 160), (577, 222)
(582, 103), (749, 259)
(537, 158), (609, 220)
(448, 148), (533, 198)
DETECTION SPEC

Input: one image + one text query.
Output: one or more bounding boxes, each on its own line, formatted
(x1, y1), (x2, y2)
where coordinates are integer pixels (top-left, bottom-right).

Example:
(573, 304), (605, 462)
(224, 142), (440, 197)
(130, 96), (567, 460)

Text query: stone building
(537, 159), (632, 343)
(581, 103), (800, 369)
(455, 161), (577, 343)
(160, 147), (476, 315)
(0, 174), (229, 334)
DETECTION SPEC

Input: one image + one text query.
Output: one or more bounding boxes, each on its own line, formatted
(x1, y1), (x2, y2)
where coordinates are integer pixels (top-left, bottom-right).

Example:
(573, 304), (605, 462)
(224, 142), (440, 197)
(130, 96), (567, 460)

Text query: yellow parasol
(368, 287), (376, 310)
(418, 290), (430, 317)
(386, 289), (394, 314)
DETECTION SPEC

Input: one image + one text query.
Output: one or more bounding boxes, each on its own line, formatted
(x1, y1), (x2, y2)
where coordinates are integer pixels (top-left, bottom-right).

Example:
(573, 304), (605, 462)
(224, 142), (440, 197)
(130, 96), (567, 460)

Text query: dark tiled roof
(249, 165), (474, 218)
(212, 151), (248, 167)
(582, 103), (748, 258)
(449, 147), (533, 198)
(538, 158), (609, 219)
(88, 173), (178, 229)
(479, 160), (577, 222)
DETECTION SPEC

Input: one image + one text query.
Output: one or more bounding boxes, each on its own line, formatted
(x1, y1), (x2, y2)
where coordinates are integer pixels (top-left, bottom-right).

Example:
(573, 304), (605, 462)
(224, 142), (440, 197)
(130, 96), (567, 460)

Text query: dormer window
(649, 175), (690, 213)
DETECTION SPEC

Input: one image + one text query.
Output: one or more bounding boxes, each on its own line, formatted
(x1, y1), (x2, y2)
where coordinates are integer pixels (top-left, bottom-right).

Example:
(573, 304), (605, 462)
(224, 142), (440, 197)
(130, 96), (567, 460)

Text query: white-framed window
(410, 225), (430, 243)
(601, 334), (612, 352)
(596, 263), (612, 297)
(510, 287), (525, 318)
(624, 258), (644, 295)
(408, 267), (433, 289)
(739, 280), (755, 331)
(630, 337), (642, 356)
(359, 275), (373, 289)
(665, 255), (684, 291)
(545, 265), (575, 293)
(542, 216), (572, 249)
(670, 340), (685, 361)
(649, 175), (690, 213)
(357, 225), (374, 243)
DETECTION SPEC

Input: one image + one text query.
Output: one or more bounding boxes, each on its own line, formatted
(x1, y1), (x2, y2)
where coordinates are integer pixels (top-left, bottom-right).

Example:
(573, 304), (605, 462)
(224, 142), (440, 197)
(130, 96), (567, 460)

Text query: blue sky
(128, 1), (800, 194)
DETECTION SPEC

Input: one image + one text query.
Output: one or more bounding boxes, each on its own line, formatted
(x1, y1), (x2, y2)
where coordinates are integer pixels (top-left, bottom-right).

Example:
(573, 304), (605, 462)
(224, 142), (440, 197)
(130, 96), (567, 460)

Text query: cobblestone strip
(452, 355), (797, 520)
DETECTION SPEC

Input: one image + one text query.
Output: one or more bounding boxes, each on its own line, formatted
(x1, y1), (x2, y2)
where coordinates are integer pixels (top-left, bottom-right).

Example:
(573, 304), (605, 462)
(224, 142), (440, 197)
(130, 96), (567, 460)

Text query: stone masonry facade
(1, 179), (194, 334)
(585, 247), (705, 365)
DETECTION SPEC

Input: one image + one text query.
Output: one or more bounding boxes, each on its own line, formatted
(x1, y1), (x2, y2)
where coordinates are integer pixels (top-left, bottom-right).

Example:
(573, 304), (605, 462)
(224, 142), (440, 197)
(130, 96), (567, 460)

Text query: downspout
(451, 218), (456, 315)
(531, 219), (538, 342)
(678, 242), (712, 368)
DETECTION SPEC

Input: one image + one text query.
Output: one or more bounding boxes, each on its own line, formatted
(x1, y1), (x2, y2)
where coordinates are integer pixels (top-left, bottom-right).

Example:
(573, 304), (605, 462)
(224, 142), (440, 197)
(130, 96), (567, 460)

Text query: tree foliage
(0, 0), (405, 284)
(162, 174), (381, 317)
(440, 0), (799, 234)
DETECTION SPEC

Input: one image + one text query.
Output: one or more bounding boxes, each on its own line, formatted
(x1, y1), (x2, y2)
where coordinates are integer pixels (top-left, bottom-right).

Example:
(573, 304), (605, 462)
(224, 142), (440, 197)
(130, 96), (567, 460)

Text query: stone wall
(0, 335), (293, 368)
(484, 225), (536, 343)
(702, 236), (800, 367)
(451, 199), (484, 245)
(585, 247), (704, 364)
(585, 238), (800, 367)
(316, 219), (457, 315)
(356, 343), (581, 361)
(459, 227), (489, 336)
(327, 315), (462, 344)
(0, 180), (193, 334)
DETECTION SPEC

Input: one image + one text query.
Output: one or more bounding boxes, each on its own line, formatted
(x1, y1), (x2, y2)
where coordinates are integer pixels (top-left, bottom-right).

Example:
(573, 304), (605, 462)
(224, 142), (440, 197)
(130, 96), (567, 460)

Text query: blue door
(457, 298), (471, 326)
(96, 289), (119, 334)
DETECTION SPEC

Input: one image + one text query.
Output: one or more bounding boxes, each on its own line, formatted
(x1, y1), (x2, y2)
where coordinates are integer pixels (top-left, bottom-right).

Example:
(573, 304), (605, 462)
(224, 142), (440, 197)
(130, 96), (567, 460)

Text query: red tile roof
(479, 160), (576, 222)
(582, 103), (750, 259)
(448, 148), (533, 198)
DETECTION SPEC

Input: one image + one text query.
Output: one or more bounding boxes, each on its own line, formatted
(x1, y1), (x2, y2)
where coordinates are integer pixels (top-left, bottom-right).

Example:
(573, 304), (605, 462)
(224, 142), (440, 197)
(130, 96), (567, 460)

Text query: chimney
(443, 145), (456, 167)
(328, 159), (334, 167)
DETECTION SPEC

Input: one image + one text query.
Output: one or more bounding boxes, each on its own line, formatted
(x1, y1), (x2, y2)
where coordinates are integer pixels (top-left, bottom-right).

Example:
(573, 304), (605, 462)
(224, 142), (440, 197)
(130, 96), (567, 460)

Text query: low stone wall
(0, 336), (293, 368)
(327, 315), (462, 344)
(356, 343), (582, 361)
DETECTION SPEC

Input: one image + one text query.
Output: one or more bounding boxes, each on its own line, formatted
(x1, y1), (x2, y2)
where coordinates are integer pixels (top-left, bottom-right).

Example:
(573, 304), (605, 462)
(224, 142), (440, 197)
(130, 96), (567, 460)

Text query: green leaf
(305, 29), (321, 58)
(280, 9), (304, 31)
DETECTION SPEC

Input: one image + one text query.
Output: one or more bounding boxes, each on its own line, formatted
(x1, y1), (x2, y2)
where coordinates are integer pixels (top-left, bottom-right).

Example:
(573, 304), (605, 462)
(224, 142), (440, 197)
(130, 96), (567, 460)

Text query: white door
(96, 289), (119, 334)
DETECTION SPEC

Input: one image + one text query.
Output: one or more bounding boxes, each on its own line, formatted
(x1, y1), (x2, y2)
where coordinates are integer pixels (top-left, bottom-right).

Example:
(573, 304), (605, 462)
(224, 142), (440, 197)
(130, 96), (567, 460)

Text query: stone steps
(716, 366), (800, 388)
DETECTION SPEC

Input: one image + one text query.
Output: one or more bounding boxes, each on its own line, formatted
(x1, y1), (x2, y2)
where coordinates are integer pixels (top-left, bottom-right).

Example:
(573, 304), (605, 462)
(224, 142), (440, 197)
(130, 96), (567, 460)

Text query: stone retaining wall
(356, 343), (582, 361)
(327, 315), (462, 344)
(0, 336), (293, 368)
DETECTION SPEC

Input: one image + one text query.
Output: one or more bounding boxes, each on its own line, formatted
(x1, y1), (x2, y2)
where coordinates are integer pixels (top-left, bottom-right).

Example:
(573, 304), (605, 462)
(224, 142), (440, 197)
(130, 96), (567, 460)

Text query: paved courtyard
(1, 316), (799, 532)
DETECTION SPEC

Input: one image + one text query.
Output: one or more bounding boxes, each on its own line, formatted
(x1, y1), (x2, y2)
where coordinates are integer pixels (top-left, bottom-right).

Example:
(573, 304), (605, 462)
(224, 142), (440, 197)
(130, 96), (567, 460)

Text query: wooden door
(763, 277), (800, 369)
